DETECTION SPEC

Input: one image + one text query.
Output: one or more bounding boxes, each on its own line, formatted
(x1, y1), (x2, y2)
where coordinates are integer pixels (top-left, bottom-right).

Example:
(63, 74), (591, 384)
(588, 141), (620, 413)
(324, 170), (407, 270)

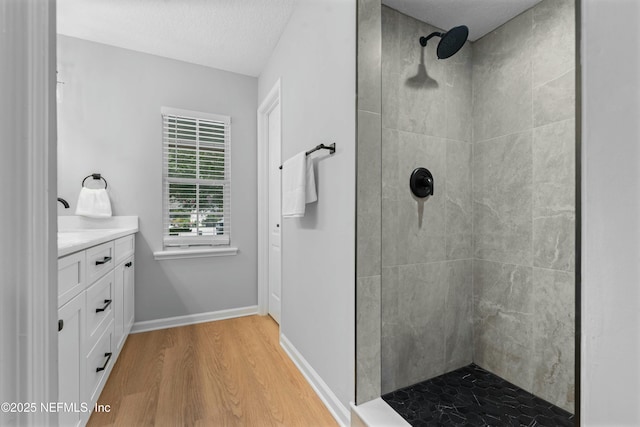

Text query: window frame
(161, 107), (231, 249)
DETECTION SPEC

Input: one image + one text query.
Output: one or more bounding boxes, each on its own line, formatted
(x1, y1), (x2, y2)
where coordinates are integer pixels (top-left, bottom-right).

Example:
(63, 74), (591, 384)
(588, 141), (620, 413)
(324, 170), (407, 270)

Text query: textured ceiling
(382, 0), (544, 41)
(57, 0), (298, 77)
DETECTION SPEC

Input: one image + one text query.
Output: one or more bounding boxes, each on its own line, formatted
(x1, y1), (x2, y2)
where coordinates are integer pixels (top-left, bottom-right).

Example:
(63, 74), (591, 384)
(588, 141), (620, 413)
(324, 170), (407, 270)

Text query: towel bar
(279, 143), (336, 170)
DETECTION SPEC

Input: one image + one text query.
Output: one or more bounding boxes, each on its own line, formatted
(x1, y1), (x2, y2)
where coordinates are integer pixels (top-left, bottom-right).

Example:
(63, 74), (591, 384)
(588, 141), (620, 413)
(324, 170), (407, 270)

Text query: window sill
(153, 247), (238, 261)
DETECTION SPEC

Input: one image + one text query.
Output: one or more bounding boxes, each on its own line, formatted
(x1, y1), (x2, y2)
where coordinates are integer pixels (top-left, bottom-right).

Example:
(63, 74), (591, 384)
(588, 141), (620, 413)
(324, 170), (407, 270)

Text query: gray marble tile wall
(356, 0), (382, 404)
(355, 0), (575, 410)
(380, 5), (474, 394)
(471, 0), (575, 413)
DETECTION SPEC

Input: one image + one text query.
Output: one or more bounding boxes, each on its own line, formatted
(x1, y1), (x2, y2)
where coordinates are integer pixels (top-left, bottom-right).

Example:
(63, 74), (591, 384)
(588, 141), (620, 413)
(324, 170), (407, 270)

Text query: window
(162, 107), (230, 248)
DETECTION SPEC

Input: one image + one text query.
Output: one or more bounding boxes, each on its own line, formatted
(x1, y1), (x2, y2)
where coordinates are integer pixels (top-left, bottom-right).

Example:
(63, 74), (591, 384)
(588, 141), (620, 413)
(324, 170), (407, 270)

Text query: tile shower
(356, 0), (576, 423)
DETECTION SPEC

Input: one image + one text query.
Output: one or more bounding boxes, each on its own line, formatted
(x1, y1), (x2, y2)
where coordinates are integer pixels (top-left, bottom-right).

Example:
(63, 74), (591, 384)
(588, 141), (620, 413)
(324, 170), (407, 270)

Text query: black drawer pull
(96, 352), (112, 372)
(95, 256), (112, 265)
(95, 299), (112, 313)
(125, 261), (133, 268)
(58, 319), (64, 332)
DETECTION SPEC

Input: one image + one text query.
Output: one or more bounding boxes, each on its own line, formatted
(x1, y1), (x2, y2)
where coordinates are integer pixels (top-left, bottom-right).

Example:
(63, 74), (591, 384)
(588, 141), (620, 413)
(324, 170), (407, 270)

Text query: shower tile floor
(382, 364), (574, 427)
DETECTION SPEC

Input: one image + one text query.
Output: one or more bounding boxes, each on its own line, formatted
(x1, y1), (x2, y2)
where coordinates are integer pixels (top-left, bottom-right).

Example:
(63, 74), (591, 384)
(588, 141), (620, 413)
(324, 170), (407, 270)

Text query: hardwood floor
(88, 315), (338, 427)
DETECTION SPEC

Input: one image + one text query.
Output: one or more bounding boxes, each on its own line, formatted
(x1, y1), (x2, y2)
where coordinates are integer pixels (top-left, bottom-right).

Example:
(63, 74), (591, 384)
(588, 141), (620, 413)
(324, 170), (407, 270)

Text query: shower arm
(419, 32), (443, 47)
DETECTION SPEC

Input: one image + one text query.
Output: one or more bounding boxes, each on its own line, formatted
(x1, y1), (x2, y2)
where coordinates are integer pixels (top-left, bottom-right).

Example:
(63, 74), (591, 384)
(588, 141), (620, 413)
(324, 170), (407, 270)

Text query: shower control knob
(410, 167), (434, 198)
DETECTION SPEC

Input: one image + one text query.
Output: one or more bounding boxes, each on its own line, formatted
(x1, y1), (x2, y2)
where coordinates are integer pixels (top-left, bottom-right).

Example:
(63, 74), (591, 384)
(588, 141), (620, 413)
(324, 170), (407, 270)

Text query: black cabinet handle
(125, 261), (133, 268)
(95, 299), (112, 313)
(96, 352), (112, 372)
(58, 319), (64, 332)
(95, 256), (112, 265)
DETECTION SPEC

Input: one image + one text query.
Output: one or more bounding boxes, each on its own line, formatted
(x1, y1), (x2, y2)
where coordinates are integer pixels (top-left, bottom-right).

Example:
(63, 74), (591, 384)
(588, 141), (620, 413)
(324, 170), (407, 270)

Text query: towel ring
(82, 173), (108, 189)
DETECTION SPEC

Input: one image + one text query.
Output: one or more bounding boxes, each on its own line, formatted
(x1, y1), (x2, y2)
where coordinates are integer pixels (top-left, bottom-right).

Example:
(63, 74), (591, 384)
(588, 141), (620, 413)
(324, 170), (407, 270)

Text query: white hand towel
(75, 188), (112, 218)
(305, 156), (317, 204)
(282, 152), (317, 218)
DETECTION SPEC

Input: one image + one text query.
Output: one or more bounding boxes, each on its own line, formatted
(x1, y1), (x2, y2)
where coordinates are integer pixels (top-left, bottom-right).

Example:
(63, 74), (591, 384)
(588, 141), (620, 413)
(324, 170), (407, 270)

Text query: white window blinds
(162, 107), (231, 247)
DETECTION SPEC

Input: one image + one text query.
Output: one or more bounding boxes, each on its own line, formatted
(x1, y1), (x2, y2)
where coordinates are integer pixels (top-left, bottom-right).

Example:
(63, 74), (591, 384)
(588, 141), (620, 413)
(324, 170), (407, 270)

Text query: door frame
(257, 79), (282, 316)
(1, 1), (58, 425)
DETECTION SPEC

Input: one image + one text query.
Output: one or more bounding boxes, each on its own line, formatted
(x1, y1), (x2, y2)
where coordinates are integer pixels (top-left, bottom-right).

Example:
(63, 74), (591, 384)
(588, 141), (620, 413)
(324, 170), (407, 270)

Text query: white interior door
(268, 102), (282, 323)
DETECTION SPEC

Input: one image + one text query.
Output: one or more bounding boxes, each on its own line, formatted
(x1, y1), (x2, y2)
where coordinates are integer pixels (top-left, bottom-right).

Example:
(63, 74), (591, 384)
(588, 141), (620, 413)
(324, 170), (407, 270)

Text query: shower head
(419, 25), (469, 59)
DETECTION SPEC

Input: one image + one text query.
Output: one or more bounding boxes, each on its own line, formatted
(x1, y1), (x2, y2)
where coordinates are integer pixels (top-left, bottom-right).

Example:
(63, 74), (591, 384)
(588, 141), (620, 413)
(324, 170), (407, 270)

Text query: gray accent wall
(57, 36), (259, 322)
(471, 0), (575, 412)
(379, 6), (474, 395)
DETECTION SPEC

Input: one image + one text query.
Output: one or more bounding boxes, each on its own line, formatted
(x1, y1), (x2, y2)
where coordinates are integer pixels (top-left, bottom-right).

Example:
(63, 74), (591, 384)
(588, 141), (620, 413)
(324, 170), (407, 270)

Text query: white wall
(57, 36), (258, 322)
(582, 0), (640, 424)
(258, 0), (356, 418)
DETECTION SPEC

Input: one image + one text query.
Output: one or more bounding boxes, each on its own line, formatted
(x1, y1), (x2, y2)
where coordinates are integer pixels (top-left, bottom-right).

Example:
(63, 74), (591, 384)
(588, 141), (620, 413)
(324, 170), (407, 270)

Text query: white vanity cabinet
(57, 231), (135, 427)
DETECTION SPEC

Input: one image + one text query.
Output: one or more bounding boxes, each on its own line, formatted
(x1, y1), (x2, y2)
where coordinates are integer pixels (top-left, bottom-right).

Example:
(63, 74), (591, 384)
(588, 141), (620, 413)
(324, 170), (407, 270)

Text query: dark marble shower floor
(382, 364), (574, 426)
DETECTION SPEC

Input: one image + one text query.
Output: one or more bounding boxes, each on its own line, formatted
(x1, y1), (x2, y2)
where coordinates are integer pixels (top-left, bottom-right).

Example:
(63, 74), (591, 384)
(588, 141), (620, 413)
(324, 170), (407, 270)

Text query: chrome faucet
(57, 197), (70, 209)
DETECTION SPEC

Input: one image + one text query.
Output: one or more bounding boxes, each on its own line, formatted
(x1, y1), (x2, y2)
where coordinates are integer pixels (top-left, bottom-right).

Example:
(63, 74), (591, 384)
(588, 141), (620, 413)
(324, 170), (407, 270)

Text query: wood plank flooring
(88, 315), (338, 427)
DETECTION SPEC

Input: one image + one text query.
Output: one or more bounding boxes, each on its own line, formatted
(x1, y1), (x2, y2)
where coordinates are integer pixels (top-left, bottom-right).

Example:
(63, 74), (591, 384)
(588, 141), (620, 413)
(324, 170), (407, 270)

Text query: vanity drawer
(58, 251), (85, 307)
(85, 322), (113, 406)
(86, 241), (115, 283)
(86, 271), (114, 351)
(114, 234), (135, 266)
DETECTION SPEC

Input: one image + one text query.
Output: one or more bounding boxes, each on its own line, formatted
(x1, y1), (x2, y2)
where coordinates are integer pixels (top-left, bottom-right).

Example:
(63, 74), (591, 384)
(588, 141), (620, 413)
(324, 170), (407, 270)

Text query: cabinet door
(85, 271), (114, 353)
(85, 322), (114, 410)
(114, 263), (125, 351)
(115, 256), (134, 351)
(58, 292), (85, 427)
(123, 256), (135, 336)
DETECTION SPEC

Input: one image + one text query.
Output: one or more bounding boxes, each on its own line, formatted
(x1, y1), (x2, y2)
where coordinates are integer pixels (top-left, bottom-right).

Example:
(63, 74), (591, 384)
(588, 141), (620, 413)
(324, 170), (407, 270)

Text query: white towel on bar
(75, 187), (112, 218)
(282, 152), (317, 218)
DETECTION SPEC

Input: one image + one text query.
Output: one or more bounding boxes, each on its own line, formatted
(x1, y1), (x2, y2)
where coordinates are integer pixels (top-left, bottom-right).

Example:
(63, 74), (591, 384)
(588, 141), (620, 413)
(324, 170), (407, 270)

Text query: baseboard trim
(280, 334), (350, 427)
(131, 305), (258, 333)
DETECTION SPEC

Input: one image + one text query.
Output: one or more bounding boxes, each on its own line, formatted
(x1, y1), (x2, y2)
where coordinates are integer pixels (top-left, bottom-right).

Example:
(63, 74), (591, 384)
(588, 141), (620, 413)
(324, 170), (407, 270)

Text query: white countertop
(58, 216), (139, 258)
